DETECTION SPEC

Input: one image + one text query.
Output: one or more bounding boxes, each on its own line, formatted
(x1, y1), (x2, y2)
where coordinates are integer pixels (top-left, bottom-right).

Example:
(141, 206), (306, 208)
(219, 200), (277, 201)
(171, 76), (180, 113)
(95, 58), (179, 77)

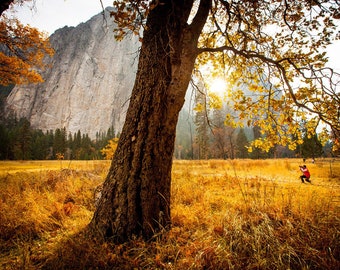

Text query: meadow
(0, 158), (339, 269)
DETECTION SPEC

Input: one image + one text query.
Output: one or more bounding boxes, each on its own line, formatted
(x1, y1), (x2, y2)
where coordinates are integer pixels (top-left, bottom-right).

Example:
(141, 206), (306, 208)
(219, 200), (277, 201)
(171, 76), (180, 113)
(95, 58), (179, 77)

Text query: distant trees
(208, 106), (237, 159)
(31, 129), (50, 160)
(53, 128), (67, 158)
(12, 117), (31, 159)
(298, 134), (323, 160)
(194, 88), (210, 159)
(0, 116), (117, 160)
(181, 94), (332, 160)
(174, 109), (194, 159)
(1, 113), (328, 161)
(235, 128), (249, 159)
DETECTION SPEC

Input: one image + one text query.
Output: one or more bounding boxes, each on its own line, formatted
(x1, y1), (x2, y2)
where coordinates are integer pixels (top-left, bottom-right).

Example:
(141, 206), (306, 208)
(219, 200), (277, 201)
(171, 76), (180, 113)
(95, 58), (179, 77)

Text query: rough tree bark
(88, 0), (211, 242)
(0, 0), (14, 16)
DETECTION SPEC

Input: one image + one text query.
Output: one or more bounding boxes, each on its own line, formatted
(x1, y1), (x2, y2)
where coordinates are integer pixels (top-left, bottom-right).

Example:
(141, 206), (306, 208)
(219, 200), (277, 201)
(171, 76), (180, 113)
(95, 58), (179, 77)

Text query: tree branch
(188, 0), (211, 39)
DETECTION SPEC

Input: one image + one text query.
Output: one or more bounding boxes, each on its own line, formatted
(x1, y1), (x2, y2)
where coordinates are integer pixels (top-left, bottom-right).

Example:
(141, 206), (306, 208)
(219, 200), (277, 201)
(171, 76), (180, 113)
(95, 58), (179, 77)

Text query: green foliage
(12, 117), (31, 160)
(298, 133), (324, 159)
(30, 129), (49, 159)
(235, 128), (249, 158)
(0, 116), (116, 160)
(53, 128), (67, 158)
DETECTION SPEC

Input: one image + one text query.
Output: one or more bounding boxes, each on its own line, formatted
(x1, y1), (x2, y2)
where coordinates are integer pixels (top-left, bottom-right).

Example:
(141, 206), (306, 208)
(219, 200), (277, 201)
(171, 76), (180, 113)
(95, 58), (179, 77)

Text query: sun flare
(209, 78), (227, 96)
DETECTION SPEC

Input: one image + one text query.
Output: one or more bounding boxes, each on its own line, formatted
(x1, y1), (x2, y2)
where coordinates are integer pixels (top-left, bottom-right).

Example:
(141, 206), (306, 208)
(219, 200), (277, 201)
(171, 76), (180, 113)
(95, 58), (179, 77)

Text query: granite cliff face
(5, 8), (139, 138)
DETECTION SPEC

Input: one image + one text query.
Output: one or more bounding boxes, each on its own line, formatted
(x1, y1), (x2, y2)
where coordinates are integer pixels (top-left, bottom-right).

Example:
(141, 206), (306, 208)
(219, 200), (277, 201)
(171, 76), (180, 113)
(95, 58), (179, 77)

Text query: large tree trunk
(0, 0), (14, 16)
(88, 0), (210, 243)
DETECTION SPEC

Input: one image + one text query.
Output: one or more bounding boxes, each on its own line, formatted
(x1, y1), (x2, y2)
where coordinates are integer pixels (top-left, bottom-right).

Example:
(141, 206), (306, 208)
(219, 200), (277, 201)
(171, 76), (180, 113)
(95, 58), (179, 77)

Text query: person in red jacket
(299, 165), (311, 183)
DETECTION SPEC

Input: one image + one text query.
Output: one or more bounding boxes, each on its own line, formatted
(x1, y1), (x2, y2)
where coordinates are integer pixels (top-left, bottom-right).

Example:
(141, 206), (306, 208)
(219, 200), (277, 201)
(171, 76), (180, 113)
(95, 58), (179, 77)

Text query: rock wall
(5, 8), (139, 138)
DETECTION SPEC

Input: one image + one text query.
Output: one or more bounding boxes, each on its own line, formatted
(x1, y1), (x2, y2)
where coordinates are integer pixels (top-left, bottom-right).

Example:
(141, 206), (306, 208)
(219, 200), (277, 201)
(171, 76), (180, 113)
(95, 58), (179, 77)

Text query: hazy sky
(5, 0), (339, 71)
(5, 0), (113, 35)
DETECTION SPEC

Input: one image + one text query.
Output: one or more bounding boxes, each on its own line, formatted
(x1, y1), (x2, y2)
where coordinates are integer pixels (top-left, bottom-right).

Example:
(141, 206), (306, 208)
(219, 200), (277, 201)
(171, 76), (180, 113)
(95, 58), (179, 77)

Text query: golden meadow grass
(0, 159), (339, 269)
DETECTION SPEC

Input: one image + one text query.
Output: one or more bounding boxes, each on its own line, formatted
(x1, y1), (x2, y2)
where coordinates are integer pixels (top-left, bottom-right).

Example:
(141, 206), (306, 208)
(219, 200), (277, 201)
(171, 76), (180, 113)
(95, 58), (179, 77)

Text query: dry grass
(0, 159), (339, 269)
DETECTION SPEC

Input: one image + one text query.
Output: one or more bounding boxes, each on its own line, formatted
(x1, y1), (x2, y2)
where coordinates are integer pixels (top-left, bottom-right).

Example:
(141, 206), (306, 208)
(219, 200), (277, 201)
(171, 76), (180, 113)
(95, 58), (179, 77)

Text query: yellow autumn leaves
(101, 138), (119, 160)
(0, 16), (54, 85)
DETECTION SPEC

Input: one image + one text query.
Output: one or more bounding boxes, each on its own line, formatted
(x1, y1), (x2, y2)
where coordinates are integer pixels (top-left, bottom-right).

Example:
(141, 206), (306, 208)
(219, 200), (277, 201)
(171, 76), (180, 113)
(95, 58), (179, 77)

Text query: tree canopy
(111, 0), (340, 152)
(0, 1), (54, 86)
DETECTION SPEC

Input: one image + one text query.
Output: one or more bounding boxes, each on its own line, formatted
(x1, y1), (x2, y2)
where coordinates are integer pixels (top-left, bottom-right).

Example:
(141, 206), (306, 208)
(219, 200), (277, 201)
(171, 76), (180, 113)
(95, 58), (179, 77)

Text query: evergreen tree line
(0, 115), (117, 160)
(0, 113), (332, 161)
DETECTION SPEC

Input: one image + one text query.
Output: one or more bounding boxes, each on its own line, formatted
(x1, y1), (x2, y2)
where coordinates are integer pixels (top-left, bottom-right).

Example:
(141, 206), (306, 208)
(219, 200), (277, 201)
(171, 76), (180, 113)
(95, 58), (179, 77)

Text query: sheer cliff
(5, 8), (139, 138)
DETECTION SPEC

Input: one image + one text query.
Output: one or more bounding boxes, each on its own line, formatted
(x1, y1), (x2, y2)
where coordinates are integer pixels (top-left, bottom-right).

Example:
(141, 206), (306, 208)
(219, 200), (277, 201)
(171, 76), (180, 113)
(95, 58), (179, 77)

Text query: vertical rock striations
(5, 8), (139, 138)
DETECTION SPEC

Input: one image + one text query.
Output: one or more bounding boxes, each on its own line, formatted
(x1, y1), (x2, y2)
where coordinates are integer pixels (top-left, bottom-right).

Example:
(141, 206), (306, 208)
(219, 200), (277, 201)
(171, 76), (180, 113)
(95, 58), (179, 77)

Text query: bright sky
(5, 0), (113, 35)
(4, 0), (339, 72)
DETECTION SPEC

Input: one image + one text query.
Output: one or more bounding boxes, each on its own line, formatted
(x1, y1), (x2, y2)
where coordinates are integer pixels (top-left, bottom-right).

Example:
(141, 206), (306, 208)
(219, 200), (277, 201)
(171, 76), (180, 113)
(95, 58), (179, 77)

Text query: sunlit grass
(0, 159), (339, 269)
(0, 160), (111, 175)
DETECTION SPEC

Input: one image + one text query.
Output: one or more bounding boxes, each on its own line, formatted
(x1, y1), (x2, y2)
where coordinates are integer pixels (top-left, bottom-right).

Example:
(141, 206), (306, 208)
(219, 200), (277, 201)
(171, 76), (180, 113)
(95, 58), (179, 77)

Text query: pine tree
(31, 129), (49, 159)
(53, 128), (66, 159)
(194, 86), (210, 159)
(301, 134), (323, 159)
(12, 118), (31, 160)
(236, 128), (249, 159)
